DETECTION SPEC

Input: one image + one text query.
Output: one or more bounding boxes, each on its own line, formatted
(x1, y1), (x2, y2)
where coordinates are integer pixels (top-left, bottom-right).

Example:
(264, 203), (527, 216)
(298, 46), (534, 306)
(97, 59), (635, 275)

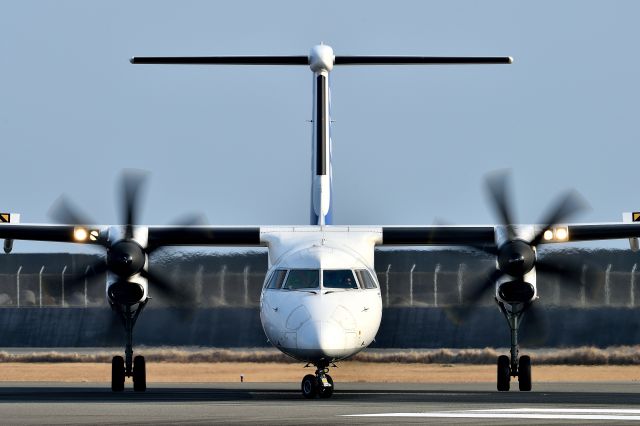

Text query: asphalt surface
(1, 382), (640, 424)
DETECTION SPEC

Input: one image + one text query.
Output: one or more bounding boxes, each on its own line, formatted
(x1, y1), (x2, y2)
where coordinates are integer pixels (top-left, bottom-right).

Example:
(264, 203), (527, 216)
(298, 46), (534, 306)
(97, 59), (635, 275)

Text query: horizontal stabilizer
(131, 56), (513, 66)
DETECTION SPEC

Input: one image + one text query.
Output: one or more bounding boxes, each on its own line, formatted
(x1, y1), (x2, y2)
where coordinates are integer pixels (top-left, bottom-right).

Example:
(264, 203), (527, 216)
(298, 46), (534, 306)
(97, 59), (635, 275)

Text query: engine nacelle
(108, 280), (146, 305)
(104, 225), (149, 306)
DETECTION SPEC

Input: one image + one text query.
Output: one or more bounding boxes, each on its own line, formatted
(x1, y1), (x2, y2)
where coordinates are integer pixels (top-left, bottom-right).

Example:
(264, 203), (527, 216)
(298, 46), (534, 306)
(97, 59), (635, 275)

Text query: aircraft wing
(2, 222), (640, 250)
(564, 223), (640, 242)
(381, 226), (496, 246)
(379, 222), (640, 247)
(0, 223), (264, 250)
(0, 224), (104, 244)
(146, 226), (262, 250)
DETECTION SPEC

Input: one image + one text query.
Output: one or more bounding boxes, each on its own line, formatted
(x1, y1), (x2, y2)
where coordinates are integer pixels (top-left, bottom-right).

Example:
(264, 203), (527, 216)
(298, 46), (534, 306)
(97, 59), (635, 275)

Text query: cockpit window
(355, 269), (378, 289)
(265, 269), (287, 289)
(283, 269), (320, 290)
(323, 270), (359, 289)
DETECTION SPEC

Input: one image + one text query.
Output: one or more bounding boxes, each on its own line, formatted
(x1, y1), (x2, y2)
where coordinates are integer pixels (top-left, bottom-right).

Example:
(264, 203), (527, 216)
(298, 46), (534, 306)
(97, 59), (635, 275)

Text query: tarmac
(1, 382), (640, 424)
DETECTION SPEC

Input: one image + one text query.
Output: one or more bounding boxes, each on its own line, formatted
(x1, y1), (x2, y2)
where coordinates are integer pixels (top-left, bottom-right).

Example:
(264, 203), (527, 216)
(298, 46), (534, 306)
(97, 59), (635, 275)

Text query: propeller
(461, 170), (589, 305)
(49, 169), (201, 307)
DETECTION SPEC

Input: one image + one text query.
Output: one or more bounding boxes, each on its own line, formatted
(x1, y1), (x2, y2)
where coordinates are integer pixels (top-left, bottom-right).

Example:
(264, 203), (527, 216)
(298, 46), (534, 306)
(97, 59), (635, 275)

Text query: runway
(2, 382), (640, 424)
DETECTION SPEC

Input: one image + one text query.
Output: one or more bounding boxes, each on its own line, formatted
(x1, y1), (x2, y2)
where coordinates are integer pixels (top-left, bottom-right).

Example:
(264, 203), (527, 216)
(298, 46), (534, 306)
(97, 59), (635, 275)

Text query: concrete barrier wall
(1, 307), (639, 348)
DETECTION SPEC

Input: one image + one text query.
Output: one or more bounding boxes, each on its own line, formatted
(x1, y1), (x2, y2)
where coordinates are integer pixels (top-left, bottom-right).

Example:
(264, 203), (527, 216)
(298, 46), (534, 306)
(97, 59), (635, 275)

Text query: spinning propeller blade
(170, 212), (209, 227)
(536, 258), (584, 285)
(120, 169), (149, 239)
(485, 169), (517, 240)
(521, 302), (549, 346)
(49, 195), (99, 228)
(140, 268), (195, 307)
(446, 267), (504, 323)
(530, 190), (589, 246)
(49, 170), (205, 308)
(448, 170), (591, 326)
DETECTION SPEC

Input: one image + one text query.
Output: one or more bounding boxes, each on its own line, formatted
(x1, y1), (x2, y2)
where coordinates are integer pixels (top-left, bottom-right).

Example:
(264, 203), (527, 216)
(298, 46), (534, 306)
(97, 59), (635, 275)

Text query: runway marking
(343, 408), (640, 421)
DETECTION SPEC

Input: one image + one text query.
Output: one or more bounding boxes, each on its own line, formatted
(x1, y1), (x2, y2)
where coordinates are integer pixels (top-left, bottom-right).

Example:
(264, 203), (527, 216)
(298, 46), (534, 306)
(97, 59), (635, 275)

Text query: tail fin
(310, 45), (333, 225)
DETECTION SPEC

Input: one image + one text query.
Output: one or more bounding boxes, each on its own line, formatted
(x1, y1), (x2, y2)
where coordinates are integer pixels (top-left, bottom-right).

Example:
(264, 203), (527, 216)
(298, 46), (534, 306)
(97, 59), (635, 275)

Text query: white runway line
(343, 407), (640, 421)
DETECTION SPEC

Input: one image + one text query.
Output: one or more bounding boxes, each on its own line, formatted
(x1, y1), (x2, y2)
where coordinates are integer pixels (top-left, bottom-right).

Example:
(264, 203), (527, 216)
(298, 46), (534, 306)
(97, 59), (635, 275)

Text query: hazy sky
(1, 1), (639, 252)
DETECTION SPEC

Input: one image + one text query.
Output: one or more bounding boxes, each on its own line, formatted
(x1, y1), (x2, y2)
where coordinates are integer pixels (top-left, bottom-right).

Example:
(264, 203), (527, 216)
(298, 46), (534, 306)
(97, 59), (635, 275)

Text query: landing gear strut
(301, 362), (334, 399)
(496, 301), (532, 392)
(111, 300), (147, 392)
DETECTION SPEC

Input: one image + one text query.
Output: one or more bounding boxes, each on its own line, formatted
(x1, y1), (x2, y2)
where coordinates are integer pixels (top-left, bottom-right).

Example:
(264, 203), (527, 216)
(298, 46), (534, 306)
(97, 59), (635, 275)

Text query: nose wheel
(301, 363), (334, 399)
(301, 374), (318, 398)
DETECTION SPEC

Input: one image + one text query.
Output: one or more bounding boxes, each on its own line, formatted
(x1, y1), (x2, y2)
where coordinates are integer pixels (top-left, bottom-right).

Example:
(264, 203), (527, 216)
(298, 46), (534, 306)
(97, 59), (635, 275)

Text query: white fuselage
(258, 47), (383, 363)
(259, 227), (383, 362)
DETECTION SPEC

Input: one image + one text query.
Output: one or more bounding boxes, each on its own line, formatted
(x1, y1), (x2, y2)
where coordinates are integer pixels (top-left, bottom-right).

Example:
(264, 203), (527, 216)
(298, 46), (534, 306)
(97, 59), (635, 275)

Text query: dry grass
(3, 346), (640, 383)
(3, 346), (640, 365)
(2, 362), (640, 383)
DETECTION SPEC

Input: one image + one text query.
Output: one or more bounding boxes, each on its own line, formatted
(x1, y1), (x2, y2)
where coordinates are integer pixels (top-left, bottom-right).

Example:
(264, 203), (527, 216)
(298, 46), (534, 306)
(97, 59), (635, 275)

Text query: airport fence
(0, 249), (638, 308)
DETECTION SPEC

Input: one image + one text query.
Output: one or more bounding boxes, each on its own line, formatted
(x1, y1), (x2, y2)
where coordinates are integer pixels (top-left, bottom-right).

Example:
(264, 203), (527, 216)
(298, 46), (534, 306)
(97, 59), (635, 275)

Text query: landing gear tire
(133, 355), (146, 392)
(301, 374), (318, 399)
(518, 355), (532, 391)
(318, 374), (334, 399)
(111, 300), (148, 392)
(497, 355), (510, 392)
(111, 356), (125, 392)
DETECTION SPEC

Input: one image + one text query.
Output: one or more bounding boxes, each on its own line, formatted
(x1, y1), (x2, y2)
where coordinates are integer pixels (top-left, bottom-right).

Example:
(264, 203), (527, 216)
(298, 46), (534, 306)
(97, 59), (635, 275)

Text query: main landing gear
(111, 300), (147, 392)
(496, 301), (532, 392)
(301, 362), (335, 399)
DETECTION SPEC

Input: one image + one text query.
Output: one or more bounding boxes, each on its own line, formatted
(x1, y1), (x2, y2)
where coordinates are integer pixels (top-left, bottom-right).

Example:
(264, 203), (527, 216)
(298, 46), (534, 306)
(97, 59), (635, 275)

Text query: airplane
(2, 44), (640, 397)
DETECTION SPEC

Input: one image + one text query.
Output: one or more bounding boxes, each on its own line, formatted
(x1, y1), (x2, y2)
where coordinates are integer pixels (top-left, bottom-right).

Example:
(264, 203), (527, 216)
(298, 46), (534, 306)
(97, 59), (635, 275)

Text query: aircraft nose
(297, 320), (346, 358)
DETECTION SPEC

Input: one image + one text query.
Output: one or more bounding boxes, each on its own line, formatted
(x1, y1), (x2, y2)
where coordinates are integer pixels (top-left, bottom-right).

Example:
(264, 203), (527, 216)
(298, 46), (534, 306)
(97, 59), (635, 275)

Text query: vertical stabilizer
(310, 45), (334, 225)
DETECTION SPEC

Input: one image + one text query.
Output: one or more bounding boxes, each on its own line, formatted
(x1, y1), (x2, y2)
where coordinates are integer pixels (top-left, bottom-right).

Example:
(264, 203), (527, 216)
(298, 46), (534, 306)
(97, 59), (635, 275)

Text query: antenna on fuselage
(130, 46), (512, 226)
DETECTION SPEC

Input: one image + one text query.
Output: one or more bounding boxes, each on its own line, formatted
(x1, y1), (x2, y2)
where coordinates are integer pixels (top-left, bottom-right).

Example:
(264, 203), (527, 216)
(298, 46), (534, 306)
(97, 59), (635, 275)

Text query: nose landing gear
(301, 362), (334, 399)
(496, 301), (532, 392)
